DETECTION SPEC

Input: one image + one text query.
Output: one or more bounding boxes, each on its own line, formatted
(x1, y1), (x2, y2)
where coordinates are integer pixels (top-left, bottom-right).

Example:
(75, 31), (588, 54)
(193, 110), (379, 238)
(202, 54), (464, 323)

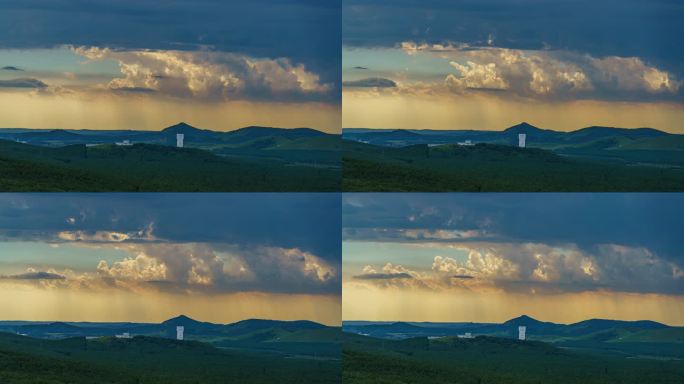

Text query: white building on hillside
(176, 326), (184, 340)
(518, 133), (526, 148)
(518, 326), (526, 341)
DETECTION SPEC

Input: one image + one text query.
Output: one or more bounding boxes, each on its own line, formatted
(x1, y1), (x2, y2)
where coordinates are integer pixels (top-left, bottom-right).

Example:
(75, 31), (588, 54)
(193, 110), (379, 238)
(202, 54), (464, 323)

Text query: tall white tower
(518, 133), (526, 148)
(518, 326), (526, 341)
(176, 326), (184, 340)
(176, 133), (185, 148)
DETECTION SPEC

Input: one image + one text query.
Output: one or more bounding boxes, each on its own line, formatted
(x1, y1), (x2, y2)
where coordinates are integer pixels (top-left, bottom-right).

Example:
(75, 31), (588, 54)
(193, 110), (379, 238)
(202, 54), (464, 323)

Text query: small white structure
(518, 133), (526, 148)
(176, 326), (184, 340)
(518, 326), (526, 341)
(115, 140), (132, 146)
(176, 133), (184, 148)
(116, 332), (131, 339)
(457, 140), (474, 146)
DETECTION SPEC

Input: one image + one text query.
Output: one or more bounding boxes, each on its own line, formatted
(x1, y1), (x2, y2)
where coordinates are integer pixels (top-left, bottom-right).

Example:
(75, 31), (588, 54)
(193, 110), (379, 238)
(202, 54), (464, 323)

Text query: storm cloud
(343, 1), (684, 102)
(0, 193), (341, 264)
(72, 46), (333, 102)
(0, 194), (341, 296)
(343, 77), (397, 88)
(0, 0), (341, 99)
(343, 193), (684, 295)
(343, 0), (683, 73)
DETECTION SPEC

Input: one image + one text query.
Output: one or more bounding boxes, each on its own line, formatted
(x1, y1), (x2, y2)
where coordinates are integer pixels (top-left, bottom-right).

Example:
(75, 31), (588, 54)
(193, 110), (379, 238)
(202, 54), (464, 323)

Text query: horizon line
(0, 315), (339, 327)
(342, 122), (679, 134)
(341, 316), (681, 327)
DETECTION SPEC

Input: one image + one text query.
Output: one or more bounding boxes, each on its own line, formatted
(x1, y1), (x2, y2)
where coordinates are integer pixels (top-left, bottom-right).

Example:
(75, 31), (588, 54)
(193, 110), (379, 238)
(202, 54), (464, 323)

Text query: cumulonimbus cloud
(396, 42), (681, 100)
(72, 46), (333, 102)
(5, 243), (339, 296)
(350, 242), (683, 295)
(343, 77), (397, 88)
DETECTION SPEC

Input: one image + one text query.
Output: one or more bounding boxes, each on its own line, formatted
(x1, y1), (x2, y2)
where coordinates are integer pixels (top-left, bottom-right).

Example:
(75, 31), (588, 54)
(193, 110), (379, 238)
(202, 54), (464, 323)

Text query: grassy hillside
(0, 140), (340, 191)
(343, 334), (684, 384)
(0, 333), (340, 384)
(343, 141), (684, 191)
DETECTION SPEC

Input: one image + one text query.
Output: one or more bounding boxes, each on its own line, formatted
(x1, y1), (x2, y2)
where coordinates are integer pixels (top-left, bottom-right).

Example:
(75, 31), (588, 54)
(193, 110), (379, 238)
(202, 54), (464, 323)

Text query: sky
(0, 0), (341, 132)
(343, 193), (684, 325)
(0, 193), (341, 325)
(342, 0), (684, 132)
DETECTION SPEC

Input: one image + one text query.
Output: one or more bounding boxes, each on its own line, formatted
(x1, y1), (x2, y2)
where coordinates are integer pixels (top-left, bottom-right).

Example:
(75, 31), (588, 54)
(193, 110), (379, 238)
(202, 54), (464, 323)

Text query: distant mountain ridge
(2, 314), (337, 342)
(343, 122), (678, 150)
(343, 122), (684, 171)
(342, 315), (677, 340)
(0, 122), (337, 148)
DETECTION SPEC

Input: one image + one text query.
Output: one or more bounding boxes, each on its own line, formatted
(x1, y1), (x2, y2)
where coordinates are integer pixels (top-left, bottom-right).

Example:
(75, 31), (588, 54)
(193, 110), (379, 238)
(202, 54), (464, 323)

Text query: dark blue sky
(343, 193), (683, 262)
(0, 193), (341, 264)
(0, 193), (341, 296)
(343, 193), (684, 296)
(0, 0), (341, 96)
(344, 0), (683, 75)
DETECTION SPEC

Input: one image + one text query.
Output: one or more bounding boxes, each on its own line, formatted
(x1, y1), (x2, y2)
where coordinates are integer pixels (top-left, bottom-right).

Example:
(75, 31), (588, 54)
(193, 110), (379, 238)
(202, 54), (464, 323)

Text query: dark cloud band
(0, 78), (47, 88)
(343, 0), (684, 78)
(0, 0), (341, 98)
(343, 77), (397, 88)
(354, 272), (413, 280)
(0, 193), (341, 264)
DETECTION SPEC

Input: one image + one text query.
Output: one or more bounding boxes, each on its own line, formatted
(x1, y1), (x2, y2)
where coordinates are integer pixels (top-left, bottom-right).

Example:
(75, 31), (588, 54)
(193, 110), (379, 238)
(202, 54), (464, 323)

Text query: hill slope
(0, 140), (340, 191)
(343, 140), (684, 191)
(0, 332), (339, 384)
(343, 333), (684, 384)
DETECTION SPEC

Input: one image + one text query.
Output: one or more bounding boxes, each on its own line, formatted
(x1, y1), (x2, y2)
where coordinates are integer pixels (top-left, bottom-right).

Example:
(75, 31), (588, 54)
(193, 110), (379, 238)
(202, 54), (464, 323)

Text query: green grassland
(0, 140), (340, 191)
(343, 333), (684, 384)
(0, 332), (340, 384)
(343, 141), (684, 191)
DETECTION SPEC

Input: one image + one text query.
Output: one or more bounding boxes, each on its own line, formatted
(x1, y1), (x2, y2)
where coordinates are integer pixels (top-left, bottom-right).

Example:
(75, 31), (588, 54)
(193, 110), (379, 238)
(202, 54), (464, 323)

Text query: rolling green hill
(343, 123), (683, 155)
(2, 315), (340, 344)
(343, 315), (684, 363)
(343, 141), (684, 191)
(343, 333), (684, 384)
(0, 316), (341, 383)
(0, 332), (340, 384)
(0, 122), (340, 191)
(0, 140), (340, 191)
